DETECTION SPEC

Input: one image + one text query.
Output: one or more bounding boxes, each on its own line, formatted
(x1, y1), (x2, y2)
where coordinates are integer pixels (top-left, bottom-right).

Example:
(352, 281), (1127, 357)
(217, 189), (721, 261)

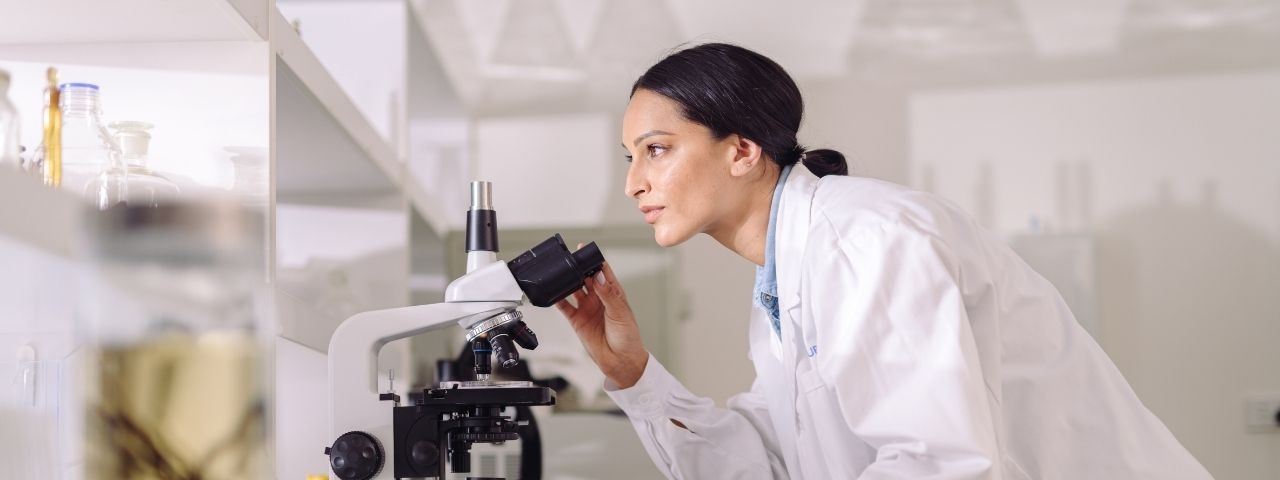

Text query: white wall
(0, 236), (80, 479)
(474, 112), (616, 229)
(909, 70), (1280, 479)
(670, 235), (756, 404)
(800, 78), (910, 184)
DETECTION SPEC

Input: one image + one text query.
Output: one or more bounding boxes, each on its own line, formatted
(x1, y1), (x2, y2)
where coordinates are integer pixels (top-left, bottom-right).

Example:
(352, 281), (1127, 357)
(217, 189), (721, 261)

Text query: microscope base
(392, 385), (555, 479)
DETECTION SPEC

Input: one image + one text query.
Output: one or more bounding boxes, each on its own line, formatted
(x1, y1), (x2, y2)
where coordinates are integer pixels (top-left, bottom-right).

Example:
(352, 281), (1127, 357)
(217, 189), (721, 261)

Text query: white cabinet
(0, 0), (462, 350)
(0, 1), (461, 478)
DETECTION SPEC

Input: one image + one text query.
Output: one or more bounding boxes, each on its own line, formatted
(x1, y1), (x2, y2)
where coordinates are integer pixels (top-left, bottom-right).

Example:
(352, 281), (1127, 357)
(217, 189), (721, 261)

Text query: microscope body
(326, 181), (603, 480)
(326, 267), (519, 480)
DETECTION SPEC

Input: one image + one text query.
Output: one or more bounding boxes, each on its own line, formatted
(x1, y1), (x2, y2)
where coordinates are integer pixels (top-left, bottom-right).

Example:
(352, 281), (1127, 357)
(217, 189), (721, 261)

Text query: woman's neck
(707, 164), (781, 267)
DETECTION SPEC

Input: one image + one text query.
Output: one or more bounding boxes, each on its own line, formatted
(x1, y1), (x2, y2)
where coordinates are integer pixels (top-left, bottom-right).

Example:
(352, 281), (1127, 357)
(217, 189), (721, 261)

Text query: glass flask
(224, 146), (268, 209)
(0, 69), (19, 171)
(110, 121), (180, 207)
(79, 201), (271, 480)
(59, 83), (126, 209)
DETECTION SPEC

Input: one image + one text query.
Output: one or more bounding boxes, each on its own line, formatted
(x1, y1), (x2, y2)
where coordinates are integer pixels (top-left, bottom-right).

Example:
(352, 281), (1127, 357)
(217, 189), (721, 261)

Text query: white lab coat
(606, 164), (1212, 479)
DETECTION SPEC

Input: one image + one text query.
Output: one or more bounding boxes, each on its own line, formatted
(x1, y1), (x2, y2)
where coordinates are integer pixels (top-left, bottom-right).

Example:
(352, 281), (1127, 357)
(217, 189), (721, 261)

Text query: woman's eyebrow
(631, 130), (673, 147)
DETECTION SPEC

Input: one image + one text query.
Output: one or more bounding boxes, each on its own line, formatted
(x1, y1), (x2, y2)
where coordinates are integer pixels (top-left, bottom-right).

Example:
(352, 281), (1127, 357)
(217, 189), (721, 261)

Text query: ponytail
(799, 148), (848, 177)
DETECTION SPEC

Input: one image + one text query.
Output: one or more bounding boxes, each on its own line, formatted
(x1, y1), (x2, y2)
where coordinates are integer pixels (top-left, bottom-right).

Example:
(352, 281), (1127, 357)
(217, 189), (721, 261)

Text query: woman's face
(621, 89), (744, 247)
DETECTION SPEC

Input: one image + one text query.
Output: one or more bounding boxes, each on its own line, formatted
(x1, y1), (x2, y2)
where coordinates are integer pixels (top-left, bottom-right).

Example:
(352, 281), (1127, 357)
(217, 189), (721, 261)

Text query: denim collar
(753, 164), (792, 337)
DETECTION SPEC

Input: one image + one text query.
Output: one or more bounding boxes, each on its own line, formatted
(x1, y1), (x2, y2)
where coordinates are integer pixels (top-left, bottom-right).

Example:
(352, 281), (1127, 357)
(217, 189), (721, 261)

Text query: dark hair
(631, 43), (847, 177)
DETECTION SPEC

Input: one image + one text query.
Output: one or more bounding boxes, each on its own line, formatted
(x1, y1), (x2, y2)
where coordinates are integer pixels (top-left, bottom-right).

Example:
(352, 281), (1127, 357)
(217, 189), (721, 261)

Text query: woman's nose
(625, 163), (648, 198)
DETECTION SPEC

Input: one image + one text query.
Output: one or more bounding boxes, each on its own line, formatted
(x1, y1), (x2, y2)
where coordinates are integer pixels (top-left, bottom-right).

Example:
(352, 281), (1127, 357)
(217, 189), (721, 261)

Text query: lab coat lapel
(776, 164), (820, 321)
(766, 164), (821, 480)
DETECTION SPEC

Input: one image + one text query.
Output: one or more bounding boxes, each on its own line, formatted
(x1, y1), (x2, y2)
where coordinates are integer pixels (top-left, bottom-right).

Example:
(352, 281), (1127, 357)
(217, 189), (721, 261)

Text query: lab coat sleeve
(605, 354), (788, 479)
(809, 222), (1000, 479)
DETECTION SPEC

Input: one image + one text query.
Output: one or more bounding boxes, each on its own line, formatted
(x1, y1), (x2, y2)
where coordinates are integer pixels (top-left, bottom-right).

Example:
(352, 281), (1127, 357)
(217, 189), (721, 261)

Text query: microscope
(325, 182), (604, 480)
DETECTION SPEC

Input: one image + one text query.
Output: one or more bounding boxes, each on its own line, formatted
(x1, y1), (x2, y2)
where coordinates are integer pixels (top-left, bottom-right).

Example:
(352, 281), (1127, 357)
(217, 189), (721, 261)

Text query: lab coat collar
(775, 163), (822, 318)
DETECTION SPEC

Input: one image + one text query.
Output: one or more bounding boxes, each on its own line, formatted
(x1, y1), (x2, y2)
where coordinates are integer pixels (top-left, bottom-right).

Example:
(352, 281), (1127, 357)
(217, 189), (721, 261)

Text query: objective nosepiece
(470, 181), (493, 211)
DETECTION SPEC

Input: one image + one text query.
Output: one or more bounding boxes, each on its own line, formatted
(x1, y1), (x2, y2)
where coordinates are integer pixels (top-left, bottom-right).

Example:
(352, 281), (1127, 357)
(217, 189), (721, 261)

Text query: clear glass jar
(225, 146), (268, 209)
(59, 83), (126, 208)
(110, 121), (180, 207)
(0, 69), (19, 171)
(79, 201), (271, 480)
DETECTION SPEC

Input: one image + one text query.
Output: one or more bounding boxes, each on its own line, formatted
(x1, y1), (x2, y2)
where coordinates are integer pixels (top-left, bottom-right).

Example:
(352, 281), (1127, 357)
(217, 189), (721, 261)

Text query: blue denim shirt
(753, 164), (793, 338)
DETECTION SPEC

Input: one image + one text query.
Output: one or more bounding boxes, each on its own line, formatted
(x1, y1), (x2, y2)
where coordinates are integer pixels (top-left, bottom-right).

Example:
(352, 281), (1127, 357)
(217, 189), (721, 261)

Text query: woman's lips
(641, 206), (664, 224)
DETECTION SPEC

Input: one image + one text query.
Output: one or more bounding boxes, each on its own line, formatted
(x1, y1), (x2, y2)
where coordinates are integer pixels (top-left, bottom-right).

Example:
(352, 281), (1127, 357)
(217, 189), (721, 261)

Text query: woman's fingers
(602, 262), (625, 299)
(554, 298), (577, 318)
(592, 262), (628, 308)
(602, 261), (620, 283)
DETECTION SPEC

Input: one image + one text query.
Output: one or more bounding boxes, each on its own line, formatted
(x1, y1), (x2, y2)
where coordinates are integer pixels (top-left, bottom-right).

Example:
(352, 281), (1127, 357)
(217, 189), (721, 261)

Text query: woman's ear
(727, 134), (764, 178)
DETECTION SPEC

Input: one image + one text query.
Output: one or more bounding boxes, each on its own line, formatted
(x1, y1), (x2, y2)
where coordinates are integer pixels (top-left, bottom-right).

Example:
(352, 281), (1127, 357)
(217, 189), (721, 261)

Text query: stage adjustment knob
(325, 431), (384, 480)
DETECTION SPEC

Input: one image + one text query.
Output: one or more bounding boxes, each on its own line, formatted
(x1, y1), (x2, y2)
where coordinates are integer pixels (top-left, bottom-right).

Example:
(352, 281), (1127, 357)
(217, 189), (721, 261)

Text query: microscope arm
(328, 259), (524, 454)
(328, 302), (515, 441)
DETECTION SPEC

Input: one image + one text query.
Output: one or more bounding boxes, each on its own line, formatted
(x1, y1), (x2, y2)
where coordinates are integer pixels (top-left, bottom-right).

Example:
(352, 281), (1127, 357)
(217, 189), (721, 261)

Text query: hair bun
(801, 148), (848, 177)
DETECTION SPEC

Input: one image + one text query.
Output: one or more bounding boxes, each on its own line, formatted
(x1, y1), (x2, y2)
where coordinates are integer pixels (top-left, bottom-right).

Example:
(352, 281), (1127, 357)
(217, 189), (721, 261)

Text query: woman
(554, 43), (1210, 479)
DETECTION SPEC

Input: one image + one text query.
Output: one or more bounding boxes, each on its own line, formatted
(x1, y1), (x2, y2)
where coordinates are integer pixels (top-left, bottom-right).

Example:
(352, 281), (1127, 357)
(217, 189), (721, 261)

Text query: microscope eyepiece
(466, 181), (498, 253)
(507, 234), (606, 308)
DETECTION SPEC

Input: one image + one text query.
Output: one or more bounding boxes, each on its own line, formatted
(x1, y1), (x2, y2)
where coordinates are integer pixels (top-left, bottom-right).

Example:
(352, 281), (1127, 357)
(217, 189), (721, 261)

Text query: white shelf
(271, 10), (400, 197)
(0, 4), (458, 479)
(0, 1), (454, 349)
(0, 0), (267, 45)
(270, 9), (452, 234)
(275, 61), (399, 197)
(0, 169), (78, 259)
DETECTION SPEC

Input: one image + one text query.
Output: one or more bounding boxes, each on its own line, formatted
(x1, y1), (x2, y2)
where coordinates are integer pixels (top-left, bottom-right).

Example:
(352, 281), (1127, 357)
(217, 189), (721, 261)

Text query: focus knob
(325, 431), (384, 480)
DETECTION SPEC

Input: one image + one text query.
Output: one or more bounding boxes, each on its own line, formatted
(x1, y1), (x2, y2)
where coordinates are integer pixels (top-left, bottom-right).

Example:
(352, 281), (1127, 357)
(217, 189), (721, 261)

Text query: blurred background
(1, 0), (1277, 479)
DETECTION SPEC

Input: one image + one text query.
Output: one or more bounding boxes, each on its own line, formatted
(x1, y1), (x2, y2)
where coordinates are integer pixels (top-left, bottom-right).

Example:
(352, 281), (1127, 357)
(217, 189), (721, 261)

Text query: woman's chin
(652, 225), (693, 248)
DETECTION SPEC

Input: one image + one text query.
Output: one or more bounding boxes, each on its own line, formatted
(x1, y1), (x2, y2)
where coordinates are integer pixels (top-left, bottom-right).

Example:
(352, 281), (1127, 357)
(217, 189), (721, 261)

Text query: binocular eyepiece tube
(469, 233), (605, 379)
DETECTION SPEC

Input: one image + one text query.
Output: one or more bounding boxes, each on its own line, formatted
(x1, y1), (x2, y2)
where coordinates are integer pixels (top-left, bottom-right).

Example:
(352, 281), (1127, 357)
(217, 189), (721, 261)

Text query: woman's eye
(647, 145), (667, 157)
(623, 154), (634, 163)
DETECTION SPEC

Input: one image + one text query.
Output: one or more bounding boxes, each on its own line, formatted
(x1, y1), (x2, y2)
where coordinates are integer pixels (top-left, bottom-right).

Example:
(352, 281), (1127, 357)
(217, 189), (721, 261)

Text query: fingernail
(594, 271), (606, 286)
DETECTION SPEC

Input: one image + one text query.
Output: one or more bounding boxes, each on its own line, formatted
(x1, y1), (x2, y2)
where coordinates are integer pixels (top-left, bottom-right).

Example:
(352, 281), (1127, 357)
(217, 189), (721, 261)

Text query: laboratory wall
(668, 235), (757, 403)
(453, 55), (1280, 480)
(903, 70), (1280, 479)
(662, 67), (1280, 476)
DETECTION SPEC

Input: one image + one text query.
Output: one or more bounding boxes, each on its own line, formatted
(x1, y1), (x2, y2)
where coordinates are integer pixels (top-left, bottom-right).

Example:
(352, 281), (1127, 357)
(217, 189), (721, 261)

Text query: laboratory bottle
(0, 69), (19, 171)
(79, 201), (271, 480)
(32, 67), (59, 184)
(59, 82), (126, 208)
(110, 121), (179, 207)
(225, 146), (268, 209)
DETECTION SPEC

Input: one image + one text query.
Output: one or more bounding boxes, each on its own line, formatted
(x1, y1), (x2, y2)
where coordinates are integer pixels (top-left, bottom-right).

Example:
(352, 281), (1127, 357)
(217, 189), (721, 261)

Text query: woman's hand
(555, 258), (650, 389)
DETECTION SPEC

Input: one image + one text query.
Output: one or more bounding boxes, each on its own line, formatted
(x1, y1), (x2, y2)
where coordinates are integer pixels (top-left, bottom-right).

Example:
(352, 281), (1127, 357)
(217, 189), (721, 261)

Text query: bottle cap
(58, 82), (99, 91)
(110, 121), (154, 158)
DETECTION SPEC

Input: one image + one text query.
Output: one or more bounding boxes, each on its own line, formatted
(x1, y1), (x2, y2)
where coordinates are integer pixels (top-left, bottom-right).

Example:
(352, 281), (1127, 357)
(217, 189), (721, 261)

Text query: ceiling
(410, 0), (1280, 114)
